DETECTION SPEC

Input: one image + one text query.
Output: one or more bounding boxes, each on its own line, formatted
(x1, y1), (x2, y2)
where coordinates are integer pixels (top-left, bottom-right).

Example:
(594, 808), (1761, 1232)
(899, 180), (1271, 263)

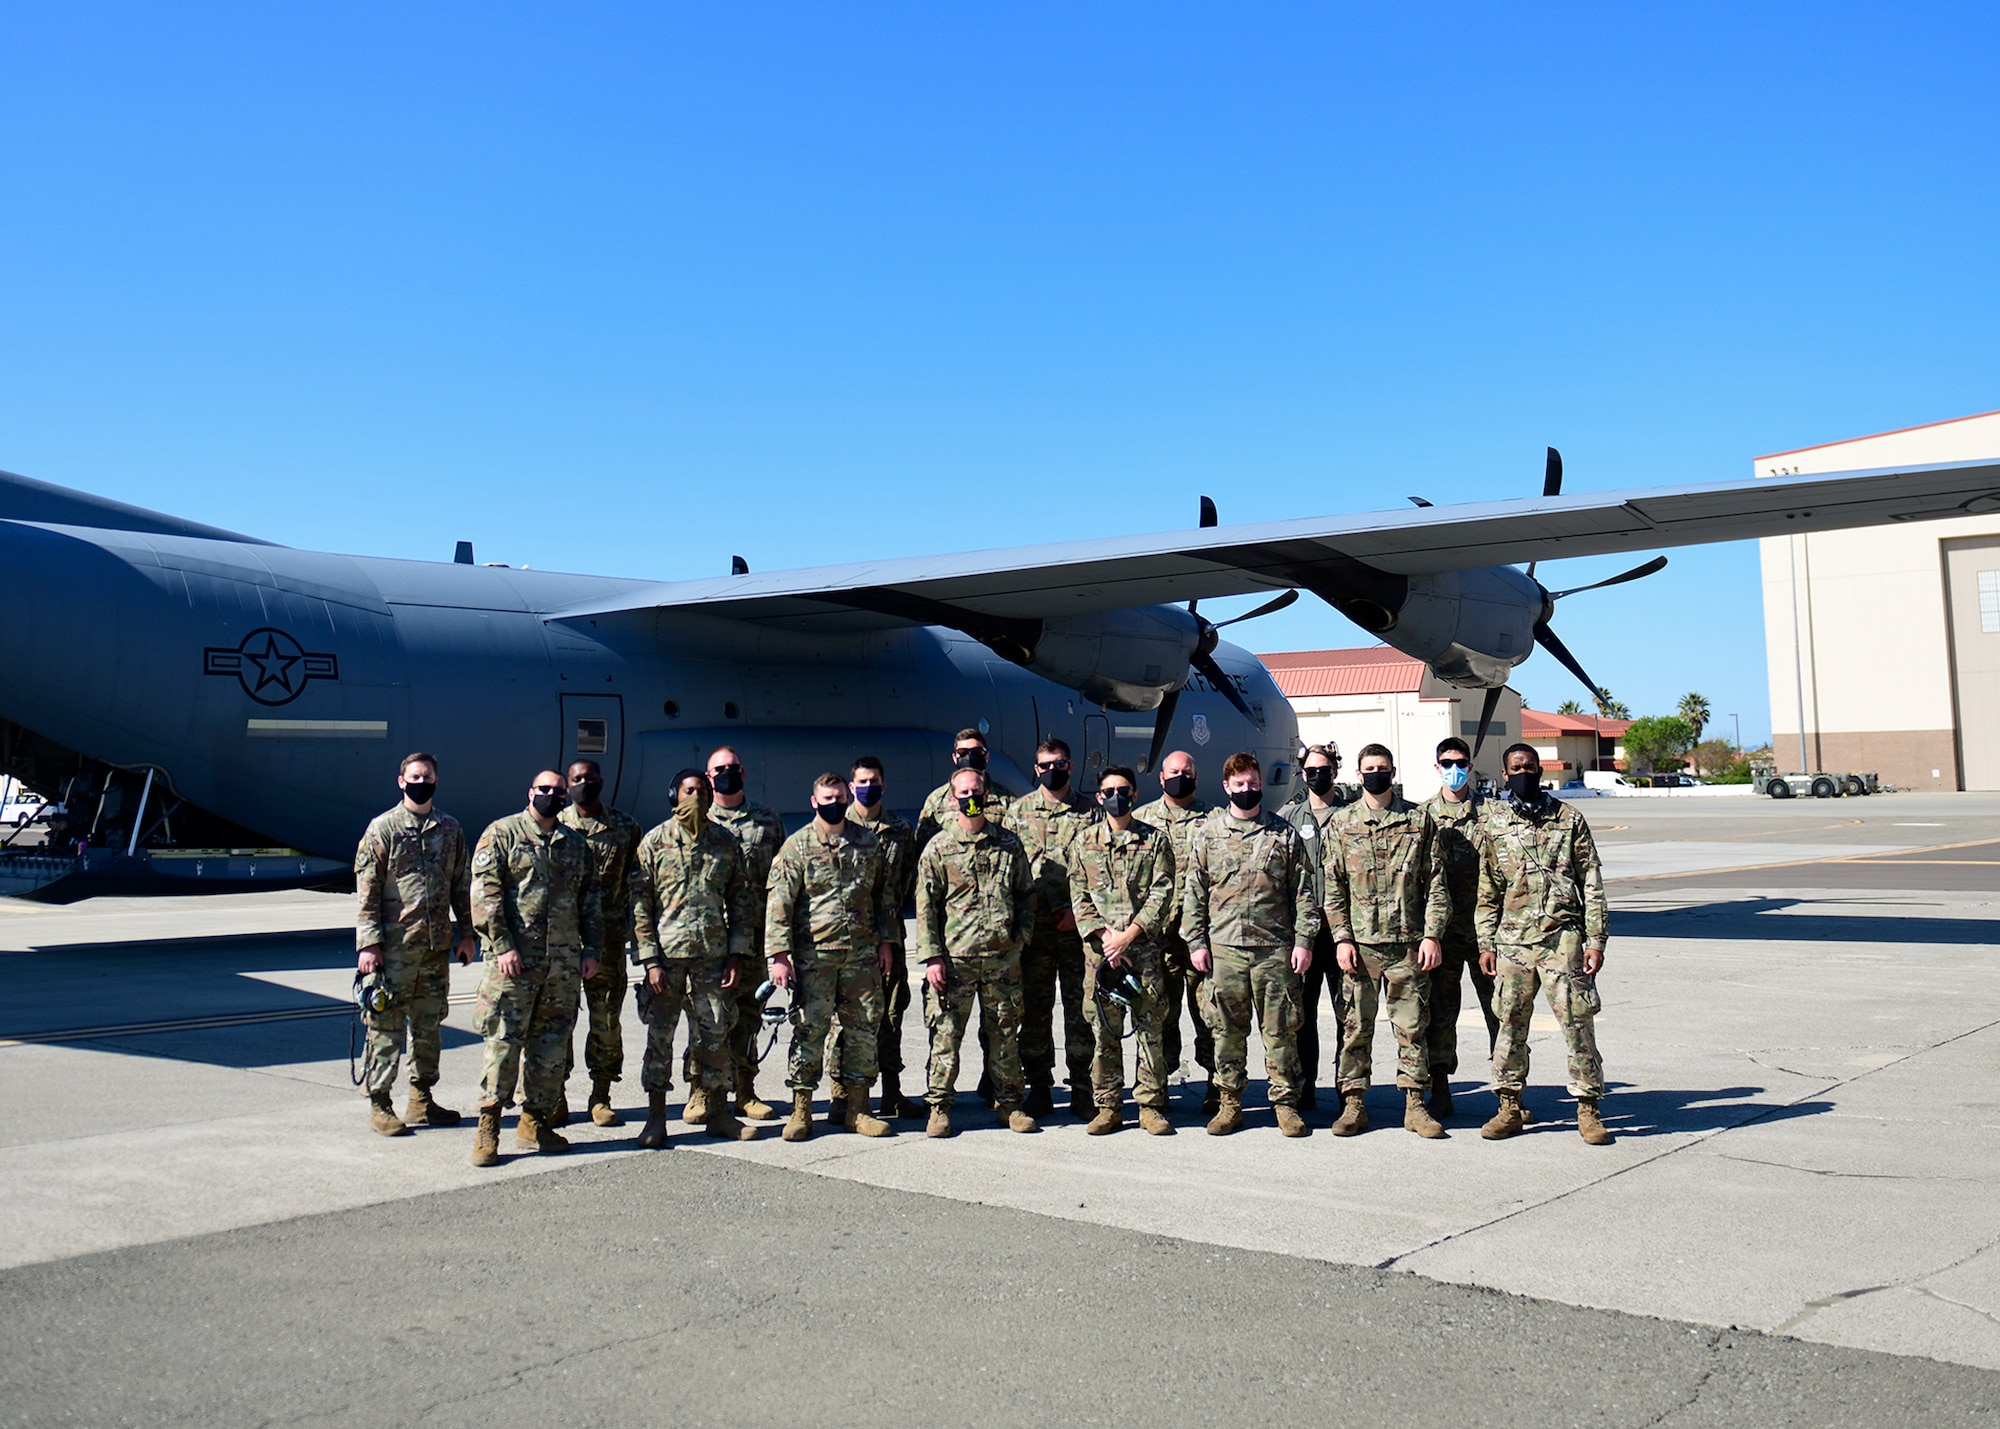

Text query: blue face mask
(1439, 764), (1470, 792)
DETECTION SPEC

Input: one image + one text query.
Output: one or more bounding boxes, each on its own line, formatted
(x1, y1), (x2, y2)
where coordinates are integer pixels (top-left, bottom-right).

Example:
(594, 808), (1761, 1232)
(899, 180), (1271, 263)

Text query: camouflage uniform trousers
(826, 950), (912, 1083)
(1491, 930), (1604, 1098)
(925, 952), (1025, 1109)
(1020, 927), (1092, 1092)
(1199, 944), (1304, 1107)
(474, 956), (583, 1117)
(644, 959), (736, 1094)
(1082, 944), (1167, 1111)
(788, 953), (886, 1092)
(1425, 934), (1499, 1079)
(360, 945), (451, 1097)
(684, 962), (768, 1090)
(1293, 928), (1346, 1107)
(563, 953), (630, 1084)
(1157, 936), (1215, 1077)
(1336, 940), (1432, 1092)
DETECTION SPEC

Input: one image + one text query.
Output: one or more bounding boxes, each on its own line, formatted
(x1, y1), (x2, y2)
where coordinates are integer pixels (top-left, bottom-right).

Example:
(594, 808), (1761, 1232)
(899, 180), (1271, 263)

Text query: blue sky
(4, 5), (1996, 743)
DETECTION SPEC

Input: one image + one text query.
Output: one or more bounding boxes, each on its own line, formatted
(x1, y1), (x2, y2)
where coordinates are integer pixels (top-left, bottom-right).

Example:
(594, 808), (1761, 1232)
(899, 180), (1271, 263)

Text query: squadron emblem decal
(203, 627), (339, 706)
(1190, 713), (1211, 746)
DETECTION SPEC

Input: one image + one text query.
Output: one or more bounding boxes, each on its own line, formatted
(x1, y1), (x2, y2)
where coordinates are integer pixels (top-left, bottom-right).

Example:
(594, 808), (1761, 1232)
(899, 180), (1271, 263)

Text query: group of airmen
(353, 724), (1613, 1166)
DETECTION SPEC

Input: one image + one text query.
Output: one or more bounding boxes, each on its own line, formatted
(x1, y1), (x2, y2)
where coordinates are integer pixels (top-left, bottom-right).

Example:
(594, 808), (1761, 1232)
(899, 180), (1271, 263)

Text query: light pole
(1730, 712), (1740, 752)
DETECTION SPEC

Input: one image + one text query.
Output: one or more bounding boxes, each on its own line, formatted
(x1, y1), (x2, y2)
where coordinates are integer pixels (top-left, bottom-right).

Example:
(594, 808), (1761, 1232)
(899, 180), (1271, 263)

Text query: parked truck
(1750, 764), (1879, 799)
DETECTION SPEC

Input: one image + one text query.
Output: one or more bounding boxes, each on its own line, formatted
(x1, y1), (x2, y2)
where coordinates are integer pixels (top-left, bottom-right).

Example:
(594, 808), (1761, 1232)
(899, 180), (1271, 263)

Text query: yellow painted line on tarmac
(0, 992), (480, 1048)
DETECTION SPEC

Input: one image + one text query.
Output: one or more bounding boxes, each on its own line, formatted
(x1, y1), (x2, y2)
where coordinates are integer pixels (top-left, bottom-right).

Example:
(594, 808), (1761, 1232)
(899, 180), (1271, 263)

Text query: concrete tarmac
(2, 790), (1998, 1423)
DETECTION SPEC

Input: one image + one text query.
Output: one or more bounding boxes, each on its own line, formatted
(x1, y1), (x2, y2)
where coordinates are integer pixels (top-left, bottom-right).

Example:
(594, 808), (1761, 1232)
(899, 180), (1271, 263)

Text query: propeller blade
(1210, 588), (1300, 629)
(1551, 554), (1668, 599)
(1532, 620), (1606, 706)
(1144, 685), (1181, 776)
(1543, 447), (1563, 499)
(1192, 649), (1258, 723)
(1470, 685), (1505, 763)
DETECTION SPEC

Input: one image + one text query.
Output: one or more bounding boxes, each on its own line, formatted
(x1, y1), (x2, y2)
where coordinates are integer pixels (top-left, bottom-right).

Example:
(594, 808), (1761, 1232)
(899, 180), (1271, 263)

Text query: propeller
(1531, 618), (1608, 710)
(1526, 447), (1564, 581)
(1469, 685), (1507, 764)
(1549, 554), (1668, 599)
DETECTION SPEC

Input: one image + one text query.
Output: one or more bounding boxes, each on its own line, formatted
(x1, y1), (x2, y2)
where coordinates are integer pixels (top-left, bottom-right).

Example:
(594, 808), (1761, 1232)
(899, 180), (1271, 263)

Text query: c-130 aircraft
(2, 449), (1996, 900)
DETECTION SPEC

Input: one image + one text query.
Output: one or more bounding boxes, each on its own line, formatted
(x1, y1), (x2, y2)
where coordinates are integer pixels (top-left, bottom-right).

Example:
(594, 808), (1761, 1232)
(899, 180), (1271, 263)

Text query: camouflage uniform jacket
(1422, 791), (1485, 946)
(559, 803), (644, 961)
(765, 819), (901, 960)
(1005, 786), (1098, 933)
(354, 802), (471, 953)
(1065, 818), (1176, 950)
(915, 774), (1013, 851)
(1182, 807), (1323, 953)
(471, 810), (604, 965)
(1475, 796), (1609, 954)
(1321, 797), (1452, 946)
(1278, 795), (1343, 908)
(1133, 797), (1207, 942)
(708, 800), (787, 961)
(847, 802), (917, 912)
(631, 818), (754, 965)
(913, 821), (1033, 965)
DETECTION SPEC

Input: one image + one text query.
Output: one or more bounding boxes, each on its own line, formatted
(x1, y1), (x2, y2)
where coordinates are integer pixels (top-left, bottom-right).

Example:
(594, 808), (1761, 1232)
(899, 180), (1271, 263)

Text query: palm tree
(1596, 691), (1632, 720)
(1678, 691), (1711, 742)
(1557, 699), (1583, 715)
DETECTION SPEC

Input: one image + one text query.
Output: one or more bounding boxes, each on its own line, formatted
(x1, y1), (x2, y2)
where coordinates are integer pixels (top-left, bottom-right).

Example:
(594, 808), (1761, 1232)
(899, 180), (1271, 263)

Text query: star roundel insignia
(203, 627), (341, 706)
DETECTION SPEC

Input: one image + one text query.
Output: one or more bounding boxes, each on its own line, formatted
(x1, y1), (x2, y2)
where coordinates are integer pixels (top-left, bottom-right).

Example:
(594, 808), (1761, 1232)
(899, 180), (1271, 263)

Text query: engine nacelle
(1022, 604), (1201, 712)
(1375, 565), (1545, 689)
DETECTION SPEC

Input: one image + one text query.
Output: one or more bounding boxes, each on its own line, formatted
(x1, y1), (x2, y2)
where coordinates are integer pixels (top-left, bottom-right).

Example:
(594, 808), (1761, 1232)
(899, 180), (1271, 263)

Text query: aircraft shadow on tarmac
(1613, 897), (2000, 947)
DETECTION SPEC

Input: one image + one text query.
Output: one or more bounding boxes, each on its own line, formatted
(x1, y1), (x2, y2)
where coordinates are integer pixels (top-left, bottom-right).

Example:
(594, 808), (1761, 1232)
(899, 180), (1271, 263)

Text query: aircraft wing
(553, 458), (2000, 630)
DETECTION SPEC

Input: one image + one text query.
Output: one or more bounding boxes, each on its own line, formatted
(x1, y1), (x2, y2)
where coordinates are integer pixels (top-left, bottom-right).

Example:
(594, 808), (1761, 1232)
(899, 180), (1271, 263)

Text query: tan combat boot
(1482, 1089), (1524, 1140)
(1577, 1096), (1613, 1145)
(405, 1086), (460, 1127)
(681, 1086), (708, 1124)
(844, 1081), (893, 1137)
(589, 1077), (622, 1128)
(635, 1089), (670, 1149)
(1405, 1088), (1446, 1139)
(1205, 1090), (1243, 1136)
(783, 1090), (814, 1143)
(471, 1103), (502, 1166)
(1139, 1106), (1174, 1136)
(999, 1103), (1038, 1132)
(369, 1092), (411, 1137)
(1274, 1104), (1309, 1137)
(735, 1074), (777, 1122)
(1427, 1080), (1455, 1121)
(706, 1099), (759, 1142)
(926, 1105), (953, 1138)
(552, 1093), (570, 1129)
(1329, 1091), (1369, 1137)
(1086, 1104), (1122, 1135)
(517, 1107), (570, 1153)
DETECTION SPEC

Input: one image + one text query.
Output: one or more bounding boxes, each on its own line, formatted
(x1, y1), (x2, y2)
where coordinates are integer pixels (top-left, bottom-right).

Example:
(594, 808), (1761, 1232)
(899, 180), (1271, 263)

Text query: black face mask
(956, 792), (986, 818)
(813, 798), (850, 825)
(1037, 766), (1070, 793)
(1302, 766), (1335, 796)
(1226, 787), (1261, 811)
(1507, 771), (1542, 802)
(1360, 769), (1394, 796)
(852, 782), (883, 808)
(709, 765), (744, 797)
(531, 791), (568, 819)
(570, 778), (603, 807)
(1101, 787), (1134, 817)
(952, 748), (988, 772)
(401, 781), (436, 806)
(1163, 773), (1197, 800)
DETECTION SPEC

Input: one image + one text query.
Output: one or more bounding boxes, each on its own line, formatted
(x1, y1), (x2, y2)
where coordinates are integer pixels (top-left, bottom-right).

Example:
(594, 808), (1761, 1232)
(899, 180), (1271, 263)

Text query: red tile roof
(1521, 708), (1630, 738)
(1258, 647), (1426, 697)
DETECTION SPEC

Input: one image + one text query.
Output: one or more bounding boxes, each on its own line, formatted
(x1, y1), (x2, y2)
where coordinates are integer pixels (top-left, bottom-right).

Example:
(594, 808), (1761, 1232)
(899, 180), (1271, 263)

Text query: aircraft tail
(0, 468), (274, 545)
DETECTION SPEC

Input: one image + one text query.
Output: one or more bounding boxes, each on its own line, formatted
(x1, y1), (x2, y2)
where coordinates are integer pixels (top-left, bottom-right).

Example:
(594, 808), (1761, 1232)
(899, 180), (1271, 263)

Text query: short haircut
(706, 745), (741, 767)
(813, 771), (848, 792)
(1221, 752), (1261, 780)
(566, 757), (602, 777)
(671, 767), (710, 794)
(1101, 764), (1136, 786)
(851, 755), (884, 777)
(950, 767), (989, 792)
(1036, 736), (1071, 759)
(1356, 743), (1394, 766)
(1435, 737), (1470, 760)
(1302, 743), (1339, 766)
(400, 752), (438, 776)
(1502, 742), (1540, 767)
(953, 728), (986, 747)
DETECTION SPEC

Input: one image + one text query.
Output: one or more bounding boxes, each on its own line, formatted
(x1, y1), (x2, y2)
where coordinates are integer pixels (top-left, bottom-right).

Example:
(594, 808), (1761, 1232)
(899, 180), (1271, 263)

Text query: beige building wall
(1759, 409), (2000, 790)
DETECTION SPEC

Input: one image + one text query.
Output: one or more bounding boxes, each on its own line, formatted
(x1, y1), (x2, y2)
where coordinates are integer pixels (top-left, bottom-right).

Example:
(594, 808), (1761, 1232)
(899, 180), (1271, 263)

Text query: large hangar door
(560, 694), (626, 804)
(1944, 536), (2000, 791)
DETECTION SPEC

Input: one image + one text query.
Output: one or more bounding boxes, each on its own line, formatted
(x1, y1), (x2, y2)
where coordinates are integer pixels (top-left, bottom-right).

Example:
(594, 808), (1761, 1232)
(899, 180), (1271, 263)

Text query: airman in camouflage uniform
(767, 774), (902, 1141)
(914, 768), (1036, 1137)
(353, 753), (475, 1137)
(1422, 736), (1499, 1121)
(829, 757), (920, 1121)
(1279, 743), (1345, 1112)
(1006, 737), (1098, 1117)
(1065, 765), (1176, 1135)
(913, 728), (1013, 853)
(468, 771), (604, 1165)
(702, 746), (788, 1123)
(1324, 745), (1452, 1139)
(557, 759), (643, 1129)
(1478, 745), (1612, 1145)
(1135, 751), (1216, 1109)
(1183, 753), (1321, 1137)
(631, 768), (759, 1147)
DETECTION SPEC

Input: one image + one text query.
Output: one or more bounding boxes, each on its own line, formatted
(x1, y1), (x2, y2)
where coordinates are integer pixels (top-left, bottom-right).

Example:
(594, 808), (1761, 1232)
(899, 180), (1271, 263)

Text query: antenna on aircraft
(731, 555), (749, 576)
(454, 541), (474, 565)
